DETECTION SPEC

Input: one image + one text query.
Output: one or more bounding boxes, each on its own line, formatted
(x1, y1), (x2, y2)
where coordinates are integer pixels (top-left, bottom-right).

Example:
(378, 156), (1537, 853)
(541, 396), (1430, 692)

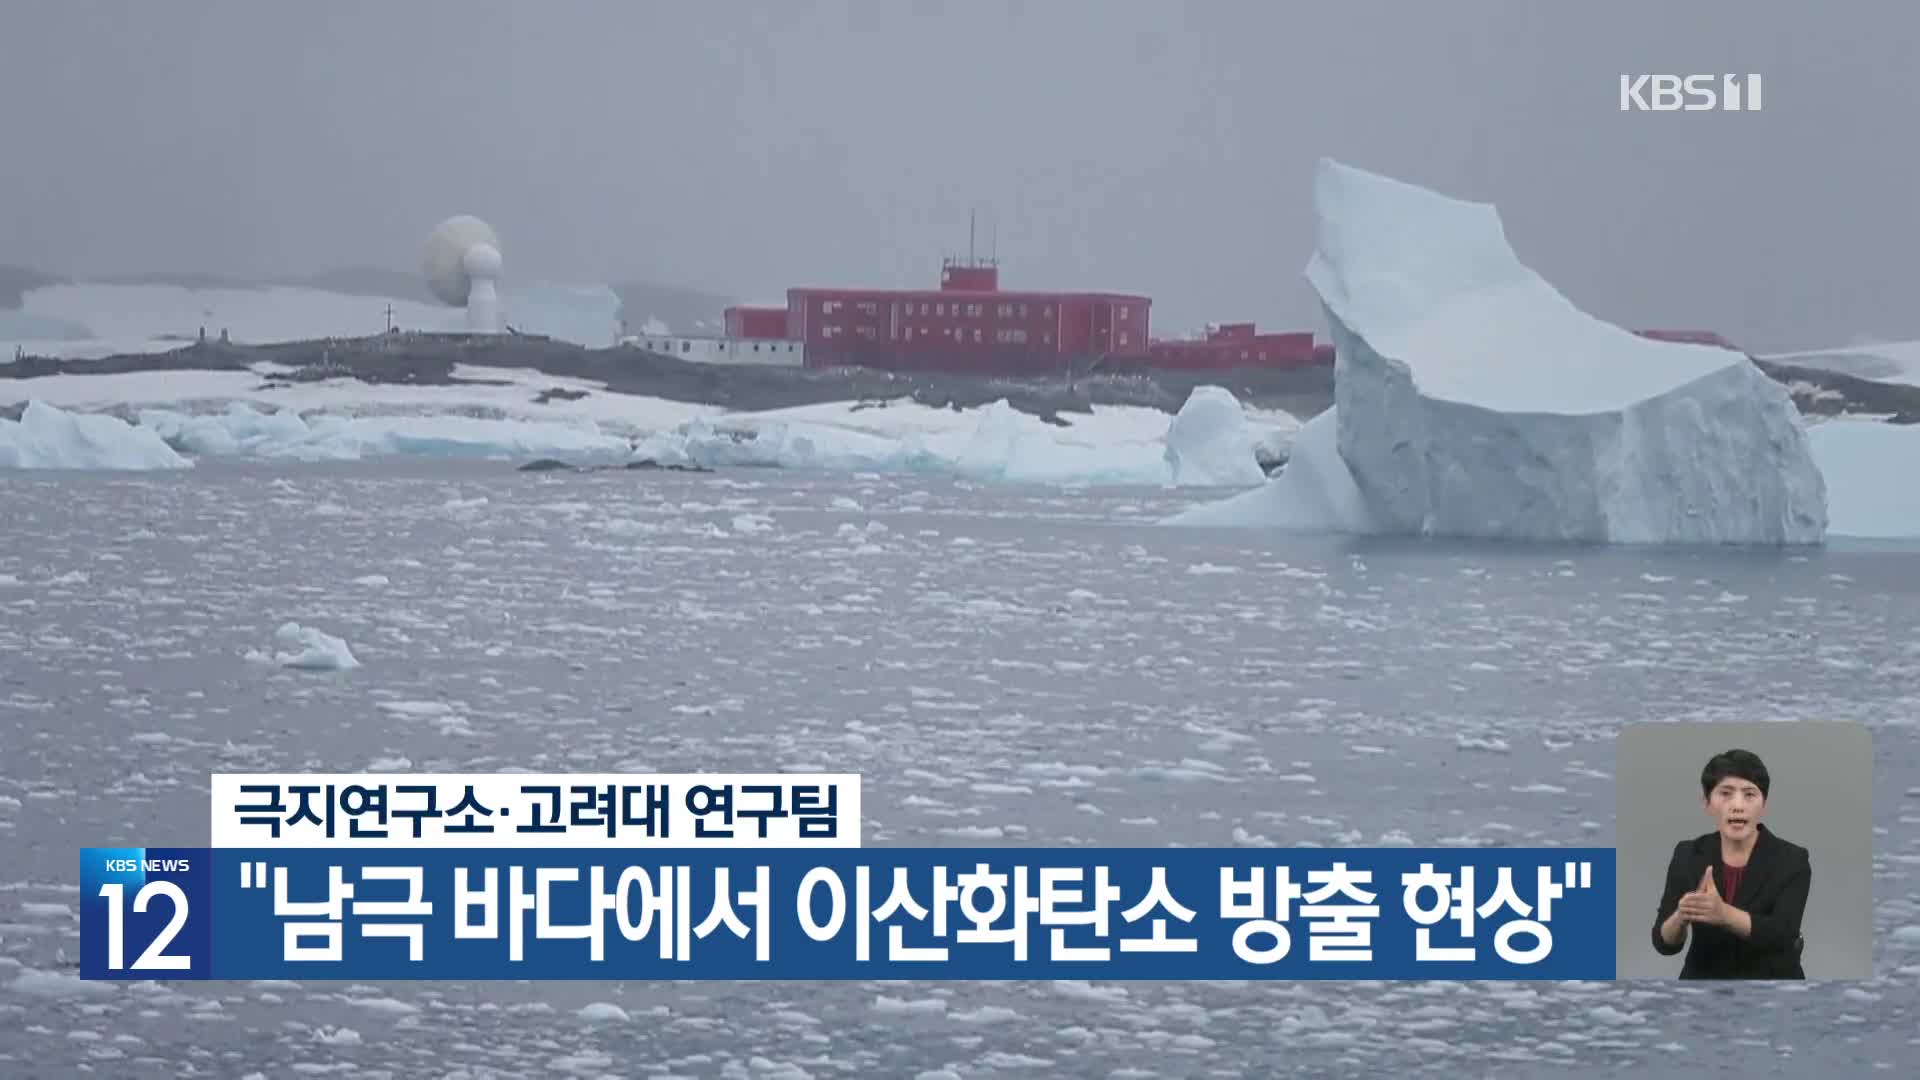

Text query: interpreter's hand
(1676, 866), (1727, 926)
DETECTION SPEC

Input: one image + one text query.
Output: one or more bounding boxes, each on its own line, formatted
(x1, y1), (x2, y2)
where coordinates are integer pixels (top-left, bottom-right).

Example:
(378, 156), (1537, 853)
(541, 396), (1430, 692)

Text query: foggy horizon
(4, 0), (1916, 351)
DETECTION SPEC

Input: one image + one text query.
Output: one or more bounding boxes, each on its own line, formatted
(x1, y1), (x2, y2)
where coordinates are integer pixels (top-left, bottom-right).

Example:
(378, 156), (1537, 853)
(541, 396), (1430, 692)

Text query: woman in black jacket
(1652, 749), (1811, 979)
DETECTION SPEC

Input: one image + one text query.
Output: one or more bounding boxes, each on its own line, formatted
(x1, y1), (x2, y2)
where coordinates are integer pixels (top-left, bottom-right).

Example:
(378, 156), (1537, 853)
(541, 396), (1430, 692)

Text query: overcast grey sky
(2, 1), (1914, 350)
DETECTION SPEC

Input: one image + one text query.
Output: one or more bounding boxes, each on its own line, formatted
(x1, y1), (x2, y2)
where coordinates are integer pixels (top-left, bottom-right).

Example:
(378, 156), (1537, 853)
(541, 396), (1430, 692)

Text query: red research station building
(724, 305), (791, 340)
(742, 258), (1154, 375)
(720, 257), (1342, 375)
(1147, 322), (1319, 371)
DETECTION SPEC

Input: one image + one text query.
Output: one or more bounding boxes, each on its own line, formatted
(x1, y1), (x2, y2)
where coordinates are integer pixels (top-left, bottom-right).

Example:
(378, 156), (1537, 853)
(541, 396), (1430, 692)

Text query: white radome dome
(463, 242), (503, 279)
(423, 215), (501, 307)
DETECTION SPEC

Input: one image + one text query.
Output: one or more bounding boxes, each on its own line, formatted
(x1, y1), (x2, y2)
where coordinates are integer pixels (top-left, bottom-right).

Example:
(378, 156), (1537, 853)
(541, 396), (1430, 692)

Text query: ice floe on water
(138, 404), (630, 462)
(0, 401), (189, 470)
(628, 394), (1275, 488)
(1, 376), (1292, 490)
(247, 622), (360, 671)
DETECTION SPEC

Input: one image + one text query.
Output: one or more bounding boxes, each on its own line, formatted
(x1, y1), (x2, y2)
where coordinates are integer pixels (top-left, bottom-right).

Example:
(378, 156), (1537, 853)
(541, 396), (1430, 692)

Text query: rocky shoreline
(1, 332), (1337, 421)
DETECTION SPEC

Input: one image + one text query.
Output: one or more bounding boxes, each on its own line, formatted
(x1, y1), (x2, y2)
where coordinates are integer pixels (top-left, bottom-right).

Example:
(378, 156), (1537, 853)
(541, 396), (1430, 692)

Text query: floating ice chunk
(1162, 386), (1266, 487)
(313, 1027), (362, 1046)
(137, 403), (310, 456)
(4, 968), (118, 998)
(136, 405), (628, 462)
(255, 622), (360, 671)
(1161, 407), (1375, 532)
(1588, 1005), (1645, 1026)
(576, 1002), (630, 1022)
(344, 995), (416, 1014)
(1306, 158), (1826, 545)
(0, 401), (191, 470)
(633, 399), (1184, 486)
(872, 994), (947, 1015)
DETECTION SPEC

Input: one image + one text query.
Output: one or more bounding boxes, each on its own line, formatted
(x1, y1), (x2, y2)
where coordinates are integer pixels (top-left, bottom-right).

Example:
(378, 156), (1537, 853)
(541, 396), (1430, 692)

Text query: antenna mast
(969, 209), (976, 264)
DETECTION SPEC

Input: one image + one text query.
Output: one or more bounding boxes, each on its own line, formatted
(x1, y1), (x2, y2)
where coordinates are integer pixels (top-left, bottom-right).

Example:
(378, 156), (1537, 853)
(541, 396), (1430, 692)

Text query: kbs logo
(1619, 74), (1762, 112)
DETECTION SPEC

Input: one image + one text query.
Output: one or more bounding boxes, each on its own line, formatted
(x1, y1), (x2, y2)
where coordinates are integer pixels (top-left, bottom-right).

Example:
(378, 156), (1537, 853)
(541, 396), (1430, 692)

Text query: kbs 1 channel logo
(1620, 74), (1763, 112)
(78, 772), (1622, 982)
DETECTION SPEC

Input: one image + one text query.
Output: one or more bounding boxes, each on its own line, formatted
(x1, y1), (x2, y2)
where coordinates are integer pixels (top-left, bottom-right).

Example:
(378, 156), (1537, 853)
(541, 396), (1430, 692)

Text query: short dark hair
(1701, 749), (1770, 800)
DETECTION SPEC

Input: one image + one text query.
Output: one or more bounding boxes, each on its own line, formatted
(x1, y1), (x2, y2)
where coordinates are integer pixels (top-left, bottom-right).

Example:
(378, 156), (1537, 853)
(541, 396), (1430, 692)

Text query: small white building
(620, 334), (804, 366)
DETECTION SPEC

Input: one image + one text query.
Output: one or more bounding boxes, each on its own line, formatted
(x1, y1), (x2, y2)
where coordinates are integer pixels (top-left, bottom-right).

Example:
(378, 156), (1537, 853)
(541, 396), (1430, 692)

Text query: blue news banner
(81, 848), (1617, 981)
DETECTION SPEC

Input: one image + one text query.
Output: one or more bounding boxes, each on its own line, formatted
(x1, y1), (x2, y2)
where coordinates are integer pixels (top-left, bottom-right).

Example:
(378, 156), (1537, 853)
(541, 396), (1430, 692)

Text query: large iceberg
(1300, 159), (1826, 545)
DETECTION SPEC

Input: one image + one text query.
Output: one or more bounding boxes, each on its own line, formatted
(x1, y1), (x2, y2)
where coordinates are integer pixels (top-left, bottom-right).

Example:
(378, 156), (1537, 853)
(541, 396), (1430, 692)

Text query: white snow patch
(1765, 340), (1920, 388)
(2, 279), (621, 353)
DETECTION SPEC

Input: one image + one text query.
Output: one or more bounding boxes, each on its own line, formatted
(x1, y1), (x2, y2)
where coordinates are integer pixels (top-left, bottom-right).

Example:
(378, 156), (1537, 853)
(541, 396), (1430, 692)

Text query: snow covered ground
(0, 278), (624, 359)
(1765, 339), (1920, 388)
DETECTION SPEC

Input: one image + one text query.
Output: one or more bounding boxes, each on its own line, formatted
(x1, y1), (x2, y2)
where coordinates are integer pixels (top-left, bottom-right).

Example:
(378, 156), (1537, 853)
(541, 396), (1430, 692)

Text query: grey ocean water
(2, 459), (1916, 1078)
